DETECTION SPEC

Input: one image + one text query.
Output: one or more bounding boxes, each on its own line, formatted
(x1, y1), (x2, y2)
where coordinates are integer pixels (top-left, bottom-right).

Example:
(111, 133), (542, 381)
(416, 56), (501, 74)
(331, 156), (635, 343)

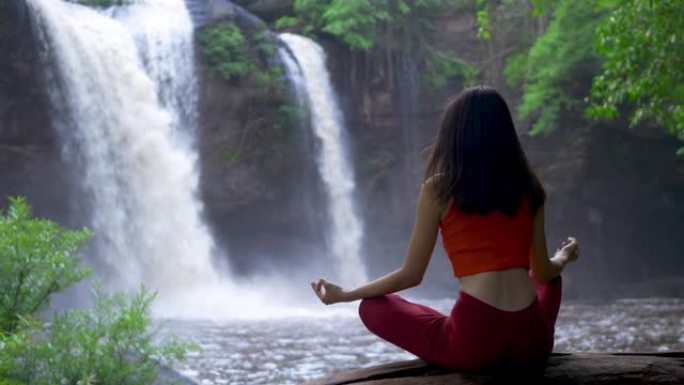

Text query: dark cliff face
(521, 122), (684, 297)
(196, 52), (329, 274)
(194, 2), (328, 274)
(0, 0), (77, 224)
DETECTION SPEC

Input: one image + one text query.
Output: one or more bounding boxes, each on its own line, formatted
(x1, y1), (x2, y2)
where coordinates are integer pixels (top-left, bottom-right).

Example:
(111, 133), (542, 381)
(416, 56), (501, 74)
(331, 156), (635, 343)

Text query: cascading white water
(278, 45), (307, 109)
(279, 33), (368, 286)
(26, 0), (221, 293)
(112, 0), (198, 140)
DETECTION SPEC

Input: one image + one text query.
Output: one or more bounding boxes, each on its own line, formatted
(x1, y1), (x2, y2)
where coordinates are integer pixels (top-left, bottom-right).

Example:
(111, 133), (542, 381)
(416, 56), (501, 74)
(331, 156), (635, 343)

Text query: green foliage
(507, 0), (684, 149)
(475, 0), (491, 40)
(275, 16), (299, 30)
(287, 0), (332, 37)
(587, 0), (684, 144)
(0, 197), (191, 385)
(279, 0), (389, 49)
(319, 1), (391, 50)
(1, 288), (190, 385)
(219, 148), (240, 163)
(423, 51), (477, 90)
(0, 324), (33, 383)
(254, 68), (277, 89)
(273, 104), (306, 132)
(279, 0), (479, 90)
(0, 197), (92, 334)
(512, 0), (604, 134)
(253, 30), (278, 58)
(503, 53), (527, 86)
(282, 0), (457, 50)
(200, 22), (287, 94)
(529, 0), (559, 16)
(200, 23), (250, 81)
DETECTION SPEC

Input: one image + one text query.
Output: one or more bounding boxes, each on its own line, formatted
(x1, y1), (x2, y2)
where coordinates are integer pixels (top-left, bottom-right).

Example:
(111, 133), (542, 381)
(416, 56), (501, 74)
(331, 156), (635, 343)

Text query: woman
(311, 85), (579, 371)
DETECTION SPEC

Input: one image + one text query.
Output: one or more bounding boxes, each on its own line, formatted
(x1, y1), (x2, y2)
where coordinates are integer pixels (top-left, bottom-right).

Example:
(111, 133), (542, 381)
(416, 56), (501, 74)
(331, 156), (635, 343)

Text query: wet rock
(233, 0), (293, 22)
(302, 352), (684, 384)
(206, 0), (237, 21)
(0, 0), (77, 223)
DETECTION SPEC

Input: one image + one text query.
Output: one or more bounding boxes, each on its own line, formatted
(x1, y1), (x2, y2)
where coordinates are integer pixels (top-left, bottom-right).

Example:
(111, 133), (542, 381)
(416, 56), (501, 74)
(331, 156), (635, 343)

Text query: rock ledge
(302, 352), (684, 384)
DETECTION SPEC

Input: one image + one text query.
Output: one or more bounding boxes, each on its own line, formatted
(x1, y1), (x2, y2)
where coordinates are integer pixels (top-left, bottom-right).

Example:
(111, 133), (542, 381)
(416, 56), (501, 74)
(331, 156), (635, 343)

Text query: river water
(167, 297), (684, 385)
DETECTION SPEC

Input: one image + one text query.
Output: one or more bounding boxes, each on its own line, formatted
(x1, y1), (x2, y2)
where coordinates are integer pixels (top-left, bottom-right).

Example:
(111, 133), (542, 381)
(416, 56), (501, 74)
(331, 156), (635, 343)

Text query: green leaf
(588, 0), (684, 148)
(199, 23), (250, 81)
(0, 197), (92, 334)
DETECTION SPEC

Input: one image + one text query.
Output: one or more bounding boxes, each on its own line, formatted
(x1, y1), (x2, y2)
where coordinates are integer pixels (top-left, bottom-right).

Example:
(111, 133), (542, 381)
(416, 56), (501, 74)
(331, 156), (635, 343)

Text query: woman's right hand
(555, 237), (579, 264)
(311, 278), (350, 305)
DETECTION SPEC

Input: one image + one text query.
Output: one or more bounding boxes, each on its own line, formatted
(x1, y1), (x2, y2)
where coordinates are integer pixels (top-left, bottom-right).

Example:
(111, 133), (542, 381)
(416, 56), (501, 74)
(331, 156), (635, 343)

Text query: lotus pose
(311, 85), (579, 370)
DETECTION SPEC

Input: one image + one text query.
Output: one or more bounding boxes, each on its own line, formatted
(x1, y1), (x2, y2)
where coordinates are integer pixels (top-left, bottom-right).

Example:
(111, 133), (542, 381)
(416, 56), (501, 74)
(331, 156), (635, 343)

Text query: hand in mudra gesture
(311, 278), (349, 305)
(556, 236), (579, 264)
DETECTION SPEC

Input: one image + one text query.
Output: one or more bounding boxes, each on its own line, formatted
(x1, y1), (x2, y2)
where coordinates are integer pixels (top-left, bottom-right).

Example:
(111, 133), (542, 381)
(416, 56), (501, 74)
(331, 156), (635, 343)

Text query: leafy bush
(0, 197), (91, 334)
(0, 197), (191, 385)
(200, 22), (287, 93)
(273, 104), (306, 132)
(253, 29), (278, 58)
(1, 289), (189, 385)
(200, 23), (251, 81)
(509, 0), (605, 134)
(588, 0), (684, 150)
(318, 0), (390, 50)
(503, 0), (683, 149)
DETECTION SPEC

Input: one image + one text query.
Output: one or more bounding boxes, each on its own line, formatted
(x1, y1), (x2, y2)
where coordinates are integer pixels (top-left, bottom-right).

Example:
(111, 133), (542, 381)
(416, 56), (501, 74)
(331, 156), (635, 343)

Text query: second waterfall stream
(279, 33), (368, 287)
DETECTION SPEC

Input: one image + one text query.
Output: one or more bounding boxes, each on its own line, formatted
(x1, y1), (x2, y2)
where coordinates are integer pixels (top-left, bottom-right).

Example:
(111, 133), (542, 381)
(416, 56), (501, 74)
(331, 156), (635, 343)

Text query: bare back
(439, 201), (537, 311)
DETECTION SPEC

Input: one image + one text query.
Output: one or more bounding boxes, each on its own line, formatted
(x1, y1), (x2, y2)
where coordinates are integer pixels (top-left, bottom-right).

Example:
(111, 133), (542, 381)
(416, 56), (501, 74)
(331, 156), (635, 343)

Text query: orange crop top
(440, 199), (533, 277)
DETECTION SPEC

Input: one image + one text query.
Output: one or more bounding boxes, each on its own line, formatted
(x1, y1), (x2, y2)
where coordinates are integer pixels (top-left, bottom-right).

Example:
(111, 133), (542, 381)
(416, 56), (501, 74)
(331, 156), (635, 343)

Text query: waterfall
(25, 0), (221, 293)
(277, 45), (307, 111)
(112, 0), (198, 141)
(279, 33), (368, 286)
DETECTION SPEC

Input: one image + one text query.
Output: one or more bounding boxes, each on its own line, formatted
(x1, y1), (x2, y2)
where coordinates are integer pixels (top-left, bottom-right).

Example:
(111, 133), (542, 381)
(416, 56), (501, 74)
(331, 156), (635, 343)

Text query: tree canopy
(504, 0), (683, 149)
(588, 0), (684, 151)
(278, 0), (683, 149)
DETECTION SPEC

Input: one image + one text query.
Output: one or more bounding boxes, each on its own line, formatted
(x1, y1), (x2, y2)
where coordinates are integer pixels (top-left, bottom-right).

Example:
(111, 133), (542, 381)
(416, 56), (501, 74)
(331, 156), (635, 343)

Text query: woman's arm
(529, 204), (579, 283)
(312, 181), (444, 304)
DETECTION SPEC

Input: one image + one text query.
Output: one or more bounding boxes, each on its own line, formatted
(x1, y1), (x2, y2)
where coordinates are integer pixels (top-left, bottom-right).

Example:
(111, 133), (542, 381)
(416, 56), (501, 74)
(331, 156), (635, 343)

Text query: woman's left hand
(311, 278), (349, 305)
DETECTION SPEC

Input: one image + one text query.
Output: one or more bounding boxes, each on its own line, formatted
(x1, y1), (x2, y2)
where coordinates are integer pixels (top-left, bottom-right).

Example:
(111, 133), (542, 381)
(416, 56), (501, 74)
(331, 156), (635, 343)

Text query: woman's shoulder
(421, 174), (452, 220)
(421, 174), (446, 202)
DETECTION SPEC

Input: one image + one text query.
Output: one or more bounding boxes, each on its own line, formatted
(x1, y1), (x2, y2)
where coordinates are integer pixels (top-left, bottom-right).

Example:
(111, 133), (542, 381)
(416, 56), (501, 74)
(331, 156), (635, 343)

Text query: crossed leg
(358, 293), (503, 370)
(358, 275), (563, 370)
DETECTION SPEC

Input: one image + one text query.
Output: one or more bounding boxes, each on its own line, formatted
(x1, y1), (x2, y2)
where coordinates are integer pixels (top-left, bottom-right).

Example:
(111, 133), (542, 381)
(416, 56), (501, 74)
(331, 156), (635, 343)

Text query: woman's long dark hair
(424, 85), (545, 216)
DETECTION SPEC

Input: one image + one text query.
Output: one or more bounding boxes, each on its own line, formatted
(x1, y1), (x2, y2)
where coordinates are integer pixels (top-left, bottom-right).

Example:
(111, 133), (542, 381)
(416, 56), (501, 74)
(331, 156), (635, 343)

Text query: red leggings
(358, 275), (562, 371)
